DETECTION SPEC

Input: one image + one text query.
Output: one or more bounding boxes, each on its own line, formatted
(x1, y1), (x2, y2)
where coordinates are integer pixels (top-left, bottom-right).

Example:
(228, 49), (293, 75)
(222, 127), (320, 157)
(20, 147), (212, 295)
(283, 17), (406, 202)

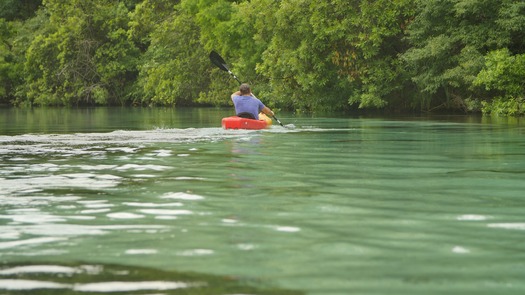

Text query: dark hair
(239, 83), (251, 95)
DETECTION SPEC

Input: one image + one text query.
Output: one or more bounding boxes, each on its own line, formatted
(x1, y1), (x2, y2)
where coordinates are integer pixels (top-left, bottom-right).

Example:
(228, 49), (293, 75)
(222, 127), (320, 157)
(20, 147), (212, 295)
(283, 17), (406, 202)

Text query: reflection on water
(1, 108), (525, 294)
(0, 107), (230, 134)
(0, 262), (301, 294)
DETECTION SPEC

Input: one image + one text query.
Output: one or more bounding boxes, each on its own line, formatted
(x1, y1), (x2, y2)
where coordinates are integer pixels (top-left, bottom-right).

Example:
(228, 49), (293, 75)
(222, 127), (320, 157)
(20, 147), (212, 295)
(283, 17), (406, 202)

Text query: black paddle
(209, 50), (284, 127)
(209, 51), (241, 84)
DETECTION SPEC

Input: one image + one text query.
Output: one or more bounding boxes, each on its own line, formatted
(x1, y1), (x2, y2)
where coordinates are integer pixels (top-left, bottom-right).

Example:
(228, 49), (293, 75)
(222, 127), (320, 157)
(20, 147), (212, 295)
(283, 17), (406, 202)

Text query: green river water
(1, 107), (525, 295)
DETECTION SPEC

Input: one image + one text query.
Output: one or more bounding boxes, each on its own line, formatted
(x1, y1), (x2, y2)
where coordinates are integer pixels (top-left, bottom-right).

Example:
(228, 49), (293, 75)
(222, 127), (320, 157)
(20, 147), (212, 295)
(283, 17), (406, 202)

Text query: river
(1, 107), (525, 295)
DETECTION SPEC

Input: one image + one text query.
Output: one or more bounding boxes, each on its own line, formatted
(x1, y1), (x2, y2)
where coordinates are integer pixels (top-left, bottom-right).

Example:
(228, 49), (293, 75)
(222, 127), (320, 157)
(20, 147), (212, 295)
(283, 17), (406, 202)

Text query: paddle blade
(209, 51), (229, 72)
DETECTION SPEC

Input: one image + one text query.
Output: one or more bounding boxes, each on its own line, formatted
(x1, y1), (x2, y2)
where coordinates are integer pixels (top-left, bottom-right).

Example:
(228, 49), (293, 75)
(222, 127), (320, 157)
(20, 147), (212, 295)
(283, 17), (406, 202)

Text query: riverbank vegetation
(1, 0), (524, 115)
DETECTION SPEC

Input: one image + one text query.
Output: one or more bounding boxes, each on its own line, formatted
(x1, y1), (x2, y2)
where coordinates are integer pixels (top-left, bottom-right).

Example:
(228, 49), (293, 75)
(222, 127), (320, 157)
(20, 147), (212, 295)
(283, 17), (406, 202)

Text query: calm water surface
(1, 107), (525, 295)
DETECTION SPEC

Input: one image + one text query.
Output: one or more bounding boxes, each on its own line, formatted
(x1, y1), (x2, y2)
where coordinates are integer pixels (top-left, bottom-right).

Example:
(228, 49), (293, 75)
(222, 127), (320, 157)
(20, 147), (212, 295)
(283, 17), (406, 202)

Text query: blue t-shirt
(232, 95), (265, 120)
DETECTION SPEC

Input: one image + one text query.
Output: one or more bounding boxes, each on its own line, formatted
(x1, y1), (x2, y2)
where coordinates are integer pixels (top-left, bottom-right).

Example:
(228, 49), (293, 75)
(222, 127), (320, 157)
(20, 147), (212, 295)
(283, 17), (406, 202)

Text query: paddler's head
(239, 83), (251, 95)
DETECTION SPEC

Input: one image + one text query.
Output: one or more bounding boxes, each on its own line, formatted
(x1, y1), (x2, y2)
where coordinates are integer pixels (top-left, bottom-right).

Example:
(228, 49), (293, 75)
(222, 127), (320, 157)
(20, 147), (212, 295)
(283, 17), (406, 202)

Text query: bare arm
(261, 106), (275, 117)
(231, 91), (241, 101)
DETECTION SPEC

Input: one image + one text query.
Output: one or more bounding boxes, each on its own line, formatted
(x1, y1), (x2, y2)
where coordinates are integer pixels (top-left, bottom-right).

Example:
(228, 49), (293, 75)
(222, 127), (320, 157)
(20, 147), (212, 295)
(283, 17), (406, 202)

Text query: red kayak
(221, 115), (272, 130)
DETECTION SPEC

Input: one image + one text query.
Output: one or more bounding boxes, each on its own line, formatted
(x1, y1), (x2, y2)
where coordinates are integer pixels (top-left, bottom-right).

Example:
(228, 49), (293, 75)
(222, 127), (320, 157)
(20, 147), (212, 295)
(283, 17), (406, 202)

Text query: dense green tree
(1, 0), (524, 115)
(335, 0), (416, 110)
(258, 0), (415, 112)
(0, 19), (14, 103)
(259, 0), (342, 111)
(473, 1), (525, 115)
(19, 0), (139, 106)
(0, 0), (42, 20)
(189, 0), (279, 106)
(403, 0), (525, 112)
(128, 0), (178, 52)
(474, 49), (525, 115)
(0, 8), (50, 105)
(135, 3), (209, 105)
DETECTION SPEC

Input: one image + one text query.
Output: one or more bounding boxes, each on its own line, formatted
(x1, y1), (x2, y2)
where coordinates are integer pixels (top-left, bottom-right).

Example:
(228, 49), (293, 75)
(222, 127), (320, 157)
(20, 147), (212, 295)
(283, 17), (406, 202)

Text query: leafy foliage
(0, 0), (524, 115)
(0, 19), (15, 102)
(402, 0), (525, 112)
(13, 0), (140, 106)
(136, 5), (209, 106)
(0, 0), (42, 20)
(475, 48), (525, 115)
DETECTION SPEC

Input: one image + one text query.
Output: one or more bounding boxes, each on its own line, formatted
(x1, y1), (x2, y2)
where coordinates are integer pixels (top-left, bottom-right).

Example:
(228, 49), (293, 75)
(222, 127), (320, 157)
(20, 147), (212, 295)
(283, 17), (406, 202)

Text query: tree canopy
(1, 0), (524, 115)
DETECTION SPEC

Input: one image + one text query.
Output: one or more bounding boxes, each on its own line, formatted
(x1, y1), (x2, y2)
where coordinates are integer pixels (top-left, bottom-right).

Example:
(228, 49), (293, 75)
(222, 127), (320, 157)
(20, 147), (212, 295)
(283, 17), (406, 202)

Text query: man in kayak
(231, 83), (275, 120)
